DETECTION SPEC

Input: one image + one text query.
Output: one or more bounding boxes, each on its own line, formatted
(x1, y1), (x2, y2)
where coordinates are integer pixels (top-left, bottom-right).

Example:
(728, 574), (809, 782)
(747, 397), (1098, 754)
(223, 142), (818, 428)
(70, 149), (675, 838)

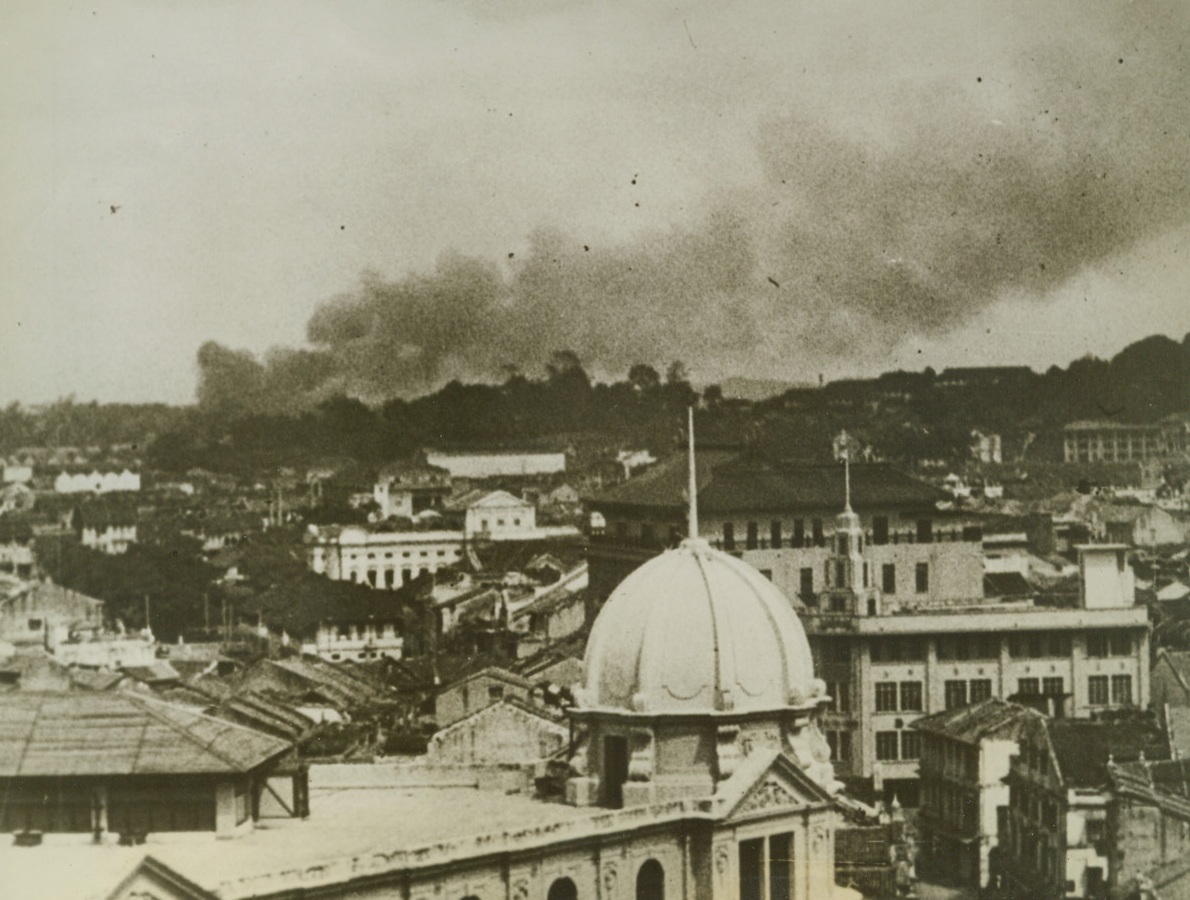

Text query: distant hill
(716, 377), (812, 402)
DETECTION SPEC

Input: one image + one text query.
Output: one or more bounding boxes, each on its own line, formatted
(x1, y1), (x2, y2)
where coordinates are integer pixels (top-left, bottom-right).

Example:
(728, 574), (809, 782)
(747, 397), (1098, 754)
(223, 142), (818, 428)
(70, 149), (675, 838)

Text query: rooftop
(591, 455), (943, 514)
(912, 697), (1041, 744)
(0, 692), (292, 777)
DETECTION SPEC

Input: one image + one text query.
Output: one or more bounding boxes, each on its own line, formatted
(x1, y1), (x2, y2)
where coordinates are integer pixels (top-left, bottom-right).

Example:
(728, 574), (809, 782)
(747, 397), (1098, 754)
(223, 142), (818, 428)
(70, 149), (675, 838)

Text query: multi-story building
(305, 523), (465, 588)
(808, 527), (1149, 806)
(52, 466), (141, 494)
(465, 489), (538, 540)
(912, 698), (1042, 889)
(587, 454), (977, 606)
(1063, 413), (1190, 463)
(301, 620), (404, 663)
(425, 449), (566, 479)
(372, 460), (452, 520)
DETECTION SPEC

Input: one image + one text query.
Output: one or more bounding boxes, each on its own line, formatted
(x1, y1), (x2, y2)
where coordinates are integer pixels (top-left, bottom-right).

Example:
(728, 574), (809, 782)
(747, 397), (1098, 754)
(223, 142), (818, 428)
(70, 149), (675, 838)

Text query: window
(876, 731), (900, 761)
(799, 567), (814, 599)
(1043, 677), (1064, 696)
(970, 680), (992, 703)
(1087, 633), (1108, 658)
(916, 518), (933, 542)
(488, 685), (504, 702)
(812, 518), (824, 547)
(769, 833), (792, 900)
(875, 682), (898, 712)
(1010, 632), (1072, 659)
(873, 516), (890, 546)
(915, 562), (930, 593)
(1017, 678), (1040, 696)
(637, 860), (665, 900)
(770, 520), (782, 549)
(722, 522), (735, 551)
(945, 680), (969, 710)
(938, 634), (999, 661)
(1109, 633), (1132, 656)
(746, 521), (759, 550)
(900, 681), (923, 712)
(901, 731), (921, 760)
(1088, 675), (1109, 705)
(882, 564), (896, 594)
(1111, 674), (1133, 705)
(870, 636), (926, 663)
(826, 681), (850, 713)
(739, 838), (763, 900)
(793, 519), (805, 547)
(838, 730), (852, 762)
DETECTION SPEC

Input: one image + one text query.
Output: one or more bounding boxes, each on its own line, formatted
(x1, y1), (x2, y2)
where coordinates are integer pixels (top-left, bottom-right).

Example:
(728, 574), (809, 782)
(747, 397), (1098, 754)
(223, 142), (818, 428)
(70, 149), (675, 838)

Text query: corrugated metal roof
(0, 691), (291, 777)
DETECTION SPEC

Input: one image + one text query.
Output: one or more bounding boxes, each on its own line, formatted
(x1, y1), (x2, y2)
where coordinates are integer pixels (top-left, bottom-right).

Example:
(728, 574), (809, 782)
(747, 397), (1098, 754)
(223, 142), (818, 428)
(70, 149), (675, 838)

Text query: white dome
(581, 539), (819, 714)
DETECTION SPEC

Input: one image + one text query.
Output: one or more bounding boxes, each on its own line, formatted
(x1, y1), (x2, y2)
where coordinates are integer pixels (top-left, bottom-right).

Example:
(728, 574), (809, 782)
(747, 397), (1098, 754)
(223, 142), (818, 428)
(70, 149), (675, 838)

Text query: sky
(2, 0), (1189, 407)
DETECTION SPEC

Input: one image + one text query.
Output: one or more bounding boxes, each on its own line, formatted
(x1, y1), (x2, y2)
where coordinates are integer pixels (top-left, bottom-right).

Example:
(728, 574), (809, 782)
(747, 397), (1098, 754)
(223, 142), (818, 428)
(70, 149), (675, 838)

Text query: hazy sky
(3, 0), (1189, 405)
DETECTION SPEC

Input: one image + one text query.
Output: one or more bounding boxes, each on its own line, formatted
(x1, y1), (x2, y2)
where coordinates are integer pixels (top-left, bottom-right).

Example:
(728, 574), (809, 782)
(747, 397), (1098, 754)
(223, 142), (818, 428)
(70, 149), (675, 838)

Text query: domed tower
(819, 444), (881, 616)
(567, 412), (838, 808)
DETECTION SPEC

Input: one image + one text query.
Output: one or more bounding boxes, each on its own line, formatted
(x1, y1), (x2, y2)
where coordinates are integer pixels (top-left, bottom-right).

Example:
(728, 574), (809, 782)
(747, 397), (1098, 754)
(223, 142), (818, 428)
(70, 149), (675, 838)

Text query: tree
(628, 364), (661, 394)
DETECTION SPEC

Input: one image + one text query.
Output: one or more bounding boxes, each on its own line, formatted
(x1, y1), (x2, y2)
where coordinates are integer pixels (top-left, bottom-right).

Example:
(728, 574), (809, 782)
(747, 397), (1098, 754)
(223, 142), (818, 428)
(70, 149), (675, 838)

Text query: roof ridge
(127, 693), (283, 772)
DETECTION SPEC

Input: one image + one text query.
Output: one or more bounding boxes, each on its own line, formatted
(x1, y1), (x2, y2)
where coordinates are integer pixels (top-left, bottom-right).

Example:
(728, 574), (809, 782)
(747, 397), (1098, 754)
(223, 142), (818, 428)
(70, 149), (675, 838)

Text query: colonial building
(426, 449), (567, 479)
(586, 453), (978, 609)
(465, 489), (539, 540)
(1063, 414), (1190, 464)
(912, 698), (1042, 888)
(0, 581), (105, 646)
(305, 523), (465, 587)
(301, 620), (404, 663)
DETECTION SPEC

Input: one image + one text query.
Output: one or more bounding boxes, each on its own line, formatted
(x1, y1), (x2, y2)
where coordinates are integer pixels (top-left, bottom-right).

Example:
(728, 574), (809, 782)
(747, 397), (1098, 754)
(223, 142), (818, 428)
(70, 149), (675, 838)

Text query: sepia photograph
(2, 1), (1190, 898)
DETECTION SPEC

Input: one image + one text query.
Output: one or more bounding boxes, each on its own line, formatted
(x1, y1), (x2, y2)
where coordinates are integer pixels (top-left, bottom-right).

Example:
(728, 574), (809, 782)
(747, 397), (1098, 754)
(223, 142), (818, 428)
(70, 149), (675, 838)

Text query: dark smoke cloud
(197, 1), (1190, 413)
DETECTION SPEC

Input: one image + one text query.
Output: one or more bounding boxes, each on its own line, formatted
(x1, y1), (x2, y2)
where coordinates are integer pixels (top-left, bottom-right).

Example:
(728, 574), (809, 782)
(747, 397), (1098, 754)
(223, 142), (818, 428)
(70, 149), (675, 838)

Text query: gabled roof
(467, 490), (532, 510)
(912, 697), (1041, 744)
(0, 691), (292, 777)
(429, 696), (565, 744)
(1046, 717), (1169, 789)
(441, 665), (534, 694)
(716, 748), (836, 820)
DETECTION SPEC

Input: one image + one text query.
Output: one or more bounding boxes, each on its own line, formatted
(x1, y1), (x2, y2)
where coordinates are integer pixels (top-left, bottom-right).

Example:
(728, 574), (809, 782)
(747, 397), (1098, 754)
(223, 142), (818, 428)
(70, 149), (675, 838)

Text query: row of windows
(837, 631), (1124, 663)
(1088, 674), (1133, 706)
(875, 681), (923, 713)
(875, 730), (921, 761)
(352, 549), (457, 559)
(945, 679), (993, 710)
(739, 833), (794, 900)
(825, 730), (852, 763)
(1016, 677), (1065, 697)
(721, 517), (948, 551)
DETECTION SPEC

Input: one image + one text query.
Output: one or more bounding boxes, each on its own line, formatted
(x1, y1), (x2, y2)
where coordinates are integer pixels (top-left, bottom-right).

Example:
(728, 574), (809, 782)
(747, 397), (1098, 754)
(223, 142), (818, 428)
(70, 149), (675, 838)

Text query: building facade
(305, 524), (465, 587)
(425, 449), (567, 479)
(1063, 415), (1190, 464)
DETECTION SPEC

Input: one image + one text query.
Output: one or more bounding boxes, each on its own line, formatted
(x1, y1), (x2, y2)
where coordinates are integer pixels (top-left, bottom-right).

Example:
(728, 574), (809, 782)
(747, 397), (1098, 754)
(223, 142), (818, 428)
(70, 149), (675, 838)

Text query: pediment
(723, 754), (834, 821)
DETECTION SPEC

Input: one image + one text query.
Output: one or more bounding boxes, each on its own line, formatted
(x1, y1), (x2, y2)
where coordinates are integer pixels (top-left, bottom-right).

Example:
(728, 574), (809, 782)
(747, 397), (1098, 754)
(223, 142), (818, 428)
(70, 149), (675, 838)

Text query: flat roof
(852, 604), (1149, 635)
(0, 785), (685, 900)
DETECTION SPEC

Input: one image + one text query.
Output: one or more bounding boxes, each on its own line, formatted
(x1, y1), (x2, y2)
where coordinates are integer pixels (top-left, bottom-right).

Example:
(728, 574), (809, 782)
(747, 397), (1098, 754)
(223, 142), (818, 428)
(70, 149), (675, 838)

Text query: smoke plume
(197, 1), (1190, 413)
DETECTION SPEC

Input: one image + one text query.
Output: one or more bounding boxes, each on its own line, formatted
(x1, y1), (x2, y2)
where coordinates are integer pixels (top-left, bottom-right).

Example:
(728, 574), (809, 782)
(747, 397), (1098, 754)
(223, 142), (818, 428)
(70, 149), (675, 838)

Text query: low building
(426, 696), (568, 765)
(1150, 648), (1190, 710)
(999, 715), (1170, 899)
(465, 489), (538, 540)
(373, 459), (452, 520)
(1096, 502), (1186, 548)
(0, 517), (35, 578)
(305, 523), (464, 587)
(0, 581), (104, 646)
(435, 666), (536, 728)
(302, 620), (404, 663)
(912, 698), (1042, 888)
(53, 467), (142, 494)
(0, 691), (295, 839)
(426, 449), (567, 479)
(73, 502), (138, 555)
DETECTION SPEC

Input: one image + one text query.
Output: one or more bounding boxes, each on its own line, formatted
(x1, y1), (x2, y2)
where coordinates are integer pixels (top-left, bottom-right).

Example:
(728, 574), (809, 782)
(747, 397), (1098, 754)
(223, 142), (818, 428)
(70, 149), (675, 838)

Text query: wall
(435, 673), (533, 728)
(426, 451), (566, 479)
(427, 702), (567, 765)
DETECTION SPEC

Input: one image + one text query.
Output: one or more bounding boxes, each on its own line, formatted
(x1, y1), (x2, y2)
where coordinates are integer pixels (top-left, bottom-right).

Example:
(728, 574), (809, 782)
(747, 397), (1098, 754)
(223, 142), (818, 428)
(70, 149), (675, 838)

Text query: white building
(465, 490), (538, 540)
(53, 468), (141, 494)
(302, 621), (404, 662)
(305, 524), (464, 588)
(425, 449), (566, 479)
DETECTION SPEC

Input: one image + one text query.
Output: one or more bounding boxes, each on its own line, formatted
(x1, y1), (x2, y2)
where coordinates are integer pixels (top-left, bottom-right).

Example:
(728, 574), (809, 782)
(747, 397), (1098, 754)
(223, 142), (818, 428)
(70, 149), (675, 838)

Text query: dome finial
(687, 406), (699, 540)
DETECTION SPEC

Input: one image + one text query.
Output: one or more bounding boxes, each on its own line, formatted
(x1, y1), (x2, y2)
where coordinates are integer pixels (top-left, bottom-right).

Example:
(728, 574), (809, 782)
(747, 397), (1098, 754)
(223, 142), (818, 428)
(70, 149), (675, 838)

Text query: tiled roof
(1048, 718), (1169, 788)
(911, 697), (1041, 744)
(0, 692), (292, 776)
(591, 453), (944, 514)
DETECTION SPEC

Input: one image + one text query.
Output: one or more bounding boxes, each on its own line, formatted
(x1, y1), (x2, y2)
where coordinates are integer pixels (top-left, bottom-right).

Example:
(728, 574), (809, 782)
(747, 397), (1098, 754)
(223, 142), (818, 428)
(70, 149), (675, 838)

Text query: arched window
(547, 877), (578, 900)
(636, 860), (664, 900)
